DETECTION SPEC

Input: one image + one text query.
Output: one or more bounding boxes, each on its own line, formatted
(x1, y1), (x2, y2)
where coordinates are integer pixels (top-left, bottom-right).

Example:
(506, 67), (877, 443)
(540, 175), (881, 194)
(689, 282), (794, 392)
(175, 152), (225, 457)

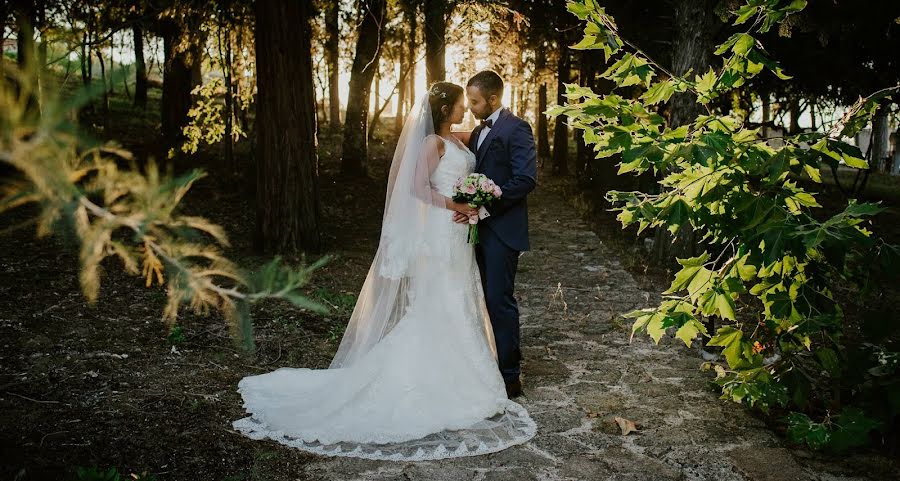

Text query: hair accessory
(429, 87), (448, 99)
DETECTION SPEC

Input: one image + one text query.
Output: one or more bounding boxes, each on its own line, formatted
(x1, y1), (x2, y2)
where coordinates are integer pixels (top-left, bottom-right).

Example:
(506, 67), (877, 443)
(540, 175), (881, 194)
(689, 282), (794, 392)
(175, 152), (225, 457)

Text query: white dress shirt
(476, 106), (504, 150)
(476, 106), (503, 220)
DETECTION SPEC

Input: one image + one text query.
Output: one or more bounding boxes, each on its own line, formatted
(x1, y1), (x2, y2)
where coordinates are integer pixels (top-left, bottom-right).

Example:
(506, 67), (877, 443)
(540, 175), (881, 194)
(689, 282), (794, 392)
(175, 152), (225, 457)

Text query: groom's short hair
(467, 70), (504, 98)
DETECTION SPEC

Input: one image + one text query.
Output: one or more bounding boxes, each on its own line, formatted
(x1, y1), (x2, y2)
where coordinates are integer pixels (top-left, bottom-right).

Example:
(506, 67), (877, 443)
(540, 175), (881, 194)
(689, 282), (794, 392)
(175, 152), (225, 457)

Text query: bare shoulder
(424, 134), (446, 156)
(451, 130), (472, 145)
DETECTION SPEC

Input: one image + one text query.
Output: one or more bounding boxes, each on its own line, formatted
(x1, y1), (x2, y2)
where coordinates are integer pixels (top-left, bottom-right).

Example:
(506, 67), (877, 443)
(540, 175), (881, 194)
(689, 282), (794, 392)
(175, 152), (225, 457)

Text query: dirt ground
(1, 98), (898, 480)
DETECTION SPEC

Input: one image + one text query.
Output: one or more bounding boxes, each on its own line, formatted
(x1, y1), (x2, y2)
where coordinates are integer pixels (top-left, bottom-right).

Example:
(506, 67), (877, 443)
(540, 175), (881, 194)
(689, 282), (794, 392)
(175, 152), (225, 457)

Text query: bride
(232, 82), (536, 461)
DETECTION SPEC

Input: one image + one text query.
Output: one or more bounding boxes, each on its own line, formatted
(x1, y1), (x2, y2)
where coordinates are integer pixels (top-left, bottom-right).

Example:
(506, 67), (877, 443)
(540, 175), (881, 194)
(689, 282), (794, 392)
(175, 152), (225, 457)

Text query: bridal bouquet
(452, 173), (502, 244)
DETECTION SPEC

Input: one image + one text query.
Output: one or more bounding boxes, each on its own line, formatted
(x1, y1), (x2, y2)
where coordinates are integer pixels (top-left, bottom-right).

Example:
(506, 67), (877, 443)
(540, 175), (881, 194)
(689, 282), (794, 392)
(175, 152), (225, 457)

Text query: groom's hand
(452, 212), (469, 224)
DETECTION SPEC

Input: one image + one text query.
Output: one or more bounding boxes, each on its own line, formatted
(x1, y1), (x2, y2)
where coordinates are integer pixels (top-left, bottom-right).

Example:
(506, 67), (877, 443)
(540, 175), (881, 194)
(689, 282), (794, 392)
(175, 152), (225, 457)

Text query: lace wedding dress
(232, 95), (536, 461)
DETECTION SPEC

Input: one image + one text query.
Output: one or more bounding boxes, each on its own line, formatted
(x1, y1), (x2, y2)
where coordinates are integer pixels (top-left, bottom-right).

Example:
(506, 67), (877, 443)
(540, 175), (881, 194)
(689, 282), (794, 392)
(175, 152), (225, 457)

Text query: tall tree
(871, 104), (891, 173)
(575, 50), (596, 180)
(551, 25), (571, 175)
(535, 47), (551, 161)
(424, 0), (446, 84)
(325, 0), (341, 130)
(651, 0), (718, 262)
(340, 0), (387, 177)
(13, 0), (40, 118)
(133, 22), (148, 108)
(406, 0), (417, 113)
(160, 14), (203, 146)
(254, 0), (322, 253)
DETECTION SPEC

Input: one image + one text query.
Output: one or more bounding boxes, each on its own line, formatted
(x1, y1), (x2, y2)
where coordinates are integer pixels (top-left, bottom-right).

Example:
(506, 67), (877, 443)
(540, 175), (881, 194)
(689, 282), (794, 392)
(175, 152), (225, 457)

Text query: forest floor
(1, 93), (899, 480)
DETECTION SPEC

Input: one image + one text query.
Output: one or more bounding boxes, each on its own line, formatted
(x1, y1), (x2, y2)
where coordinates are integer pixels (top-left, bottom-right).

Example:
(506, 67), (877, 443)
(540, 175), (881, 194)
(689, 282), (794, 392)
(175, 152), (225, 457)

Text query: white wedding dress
(232, 97), (536, 461)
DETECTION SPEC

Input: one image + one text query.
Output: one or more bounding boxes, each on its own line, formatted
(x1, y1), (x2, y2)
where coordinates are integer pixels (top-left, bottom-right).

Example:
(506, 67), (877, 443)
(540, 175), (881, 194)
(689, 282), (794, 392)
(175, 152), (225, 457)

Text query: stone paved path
(297, 180), (898, 481)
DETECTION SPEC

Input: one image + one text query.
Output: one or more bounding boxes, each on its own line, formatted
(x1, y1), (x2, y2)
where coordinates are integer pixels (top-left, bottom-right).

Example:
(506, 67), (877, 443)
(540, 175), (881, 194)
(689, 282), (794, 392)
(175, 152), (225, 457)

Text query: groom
(453, 70), (537, 398)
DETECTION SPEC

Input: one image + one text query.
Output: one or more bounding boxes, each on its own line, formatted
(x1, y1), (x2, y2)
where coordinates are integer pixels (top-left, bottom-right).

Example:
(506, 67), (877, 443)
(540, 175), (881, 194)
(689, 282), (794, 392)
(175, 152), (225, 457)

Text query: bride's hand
(449, 201), (478, 217)
(452, 212), (469, 224)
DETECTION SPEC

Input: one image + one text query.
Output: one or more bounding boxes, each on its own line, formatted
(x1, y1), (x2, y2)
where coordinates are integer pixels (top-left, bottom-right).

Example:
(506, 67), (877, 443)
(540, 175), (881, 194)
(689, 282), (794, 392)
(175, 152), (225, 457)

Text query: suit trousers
(475, 225), (522, 384)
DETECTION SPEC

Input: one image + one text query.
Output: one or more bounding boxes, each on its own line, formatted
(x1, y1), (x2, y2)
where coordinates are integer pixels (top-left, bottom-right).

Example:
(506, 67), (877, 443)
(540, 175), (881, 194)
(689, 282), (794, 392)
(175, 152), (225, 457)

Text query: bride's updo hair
(427, 81), (464, 130)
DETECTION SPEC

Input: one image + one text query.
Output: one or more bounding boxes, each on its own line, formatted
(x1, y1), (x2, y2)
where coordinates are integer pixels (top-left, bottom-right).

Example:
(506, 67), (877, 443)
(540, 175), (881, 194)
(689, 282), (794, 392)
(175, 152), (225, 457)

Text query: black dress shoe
(505, 380), (523, 398)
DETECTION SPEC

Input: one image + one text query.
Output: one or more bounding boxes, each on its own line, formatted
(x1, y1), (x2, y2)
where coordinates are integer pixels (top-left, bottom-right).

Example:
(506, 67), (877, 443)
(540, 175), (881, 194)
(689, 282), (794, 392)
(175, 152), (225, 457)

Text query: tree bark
(891, 125), (900, 175)
(871, 103), (890, 173)
(325, 0), (341, 130)
(395, 46), (407, 135)
(254, 0), (322, 253)
(340, 0), (387, 177)
(575, 50), (595, 180)
(789, 94), (801, 135)
(535, 47), (551, 162)
(108, 32), (116, 95)
(161, 18), (202, 147)
(95, 47), (108, 117)
(14, 0), (40, 118)
(652, 0), (718, 263)
(424, 0), (446, 84)
(219, 7), (235, 173)
(551, 28), (571, 175)
(133, 23), (148, 108)
(406, 1), (417, 112)
(667, 0), (716, 128)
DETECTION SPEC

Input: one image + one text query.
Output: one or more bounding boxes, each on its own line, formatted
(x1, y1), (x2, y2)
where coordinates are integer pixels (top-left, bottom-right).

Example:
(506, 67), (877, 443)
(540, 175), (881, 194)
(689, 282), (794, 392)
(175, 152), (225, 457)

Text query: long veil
(330, 93), (476, 368)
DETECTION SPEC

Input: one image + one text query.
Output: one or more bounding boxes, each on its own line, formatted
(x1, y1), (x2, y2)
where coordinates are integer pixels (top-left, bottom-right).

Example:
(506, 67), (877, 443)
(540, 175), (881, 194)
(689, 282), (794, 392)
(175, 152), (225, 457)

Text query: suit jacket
(468, 108), (538, 252)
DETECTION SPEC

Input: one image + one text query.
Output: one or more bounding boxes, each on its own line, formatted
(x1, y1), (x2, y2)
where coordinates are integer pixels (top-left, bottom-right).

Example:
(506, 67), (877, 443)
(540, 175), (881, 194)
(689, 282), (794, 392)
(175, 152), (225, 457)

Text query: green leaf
(732, 34), (755, 56)
(803, 163), (822, 183)
(675, 317), (708, 347)
(715, 290), (737, 320)
(708, 326), (744, 367)
(641, 79), (678, 105)
(734, 5), (759, 25)
(664, 253), (712, 296)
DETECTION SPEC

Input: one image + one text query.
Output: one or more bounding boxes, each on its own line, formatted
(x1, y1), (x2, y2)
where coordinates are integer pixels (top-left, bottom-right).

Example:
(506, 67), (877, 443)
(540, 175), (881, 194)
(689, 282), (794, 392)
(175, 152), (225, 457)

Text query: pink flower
(493, 185), (502, 197)
(465, 184), (477, 194)
(480, 180), (492, 192)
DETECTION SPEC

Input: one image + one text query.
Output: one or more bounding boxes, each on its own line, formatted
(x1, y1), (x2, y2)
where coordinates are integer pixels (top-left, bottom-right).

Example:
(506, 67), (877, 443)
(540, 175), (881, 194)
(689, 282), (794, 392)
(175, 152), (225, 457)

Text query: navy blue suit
(468, 108), (537, 384)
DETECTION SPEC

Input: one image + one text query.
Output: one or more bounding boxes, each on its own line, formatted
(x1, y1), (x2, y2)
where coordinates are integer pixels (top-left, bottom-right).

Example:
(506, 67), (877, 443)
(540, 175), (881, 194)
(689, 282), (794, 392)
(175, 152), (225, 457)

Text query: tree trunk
(14, 0), (40, 118)
(761, 93), (770, 138)
(108, 33), (116, 95)
(80, 30), (93, 117)
(407, 0), (417, 112)
(133, 23), (148, 108)
(161, 19), (202, 147)
(652, 0), (717, 263)
(372, 63), (380, 120)
(891, 125), (900, 175)
(424, 0), (446, 84)
(325, 0), (341, 130)
(220, 9), (235, 173)
(395, 48), (407, 135)
(667, 1), (716, 128)
(254, 0), (322, 253)
(575, 50), (595, 180)
(789, 94), (801, 135)
(809, 97), (817, 131)
(120, 33), (132, 100)
(14, 2), (34, 71)
(340, 0), (387, 177)
(872, 103), (890, 173)
(551, 28), (571, 175)
(96, 48), (109, 117)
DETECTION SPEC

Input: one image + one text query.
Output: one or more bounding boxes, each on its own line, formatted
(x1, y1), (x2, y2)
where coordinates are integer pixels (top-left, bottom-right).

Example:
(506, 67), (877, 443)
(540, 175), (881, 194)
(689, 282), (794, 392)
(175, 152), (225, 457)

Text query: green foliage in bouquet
(552, 0), (900, 450)
(0, 63), (326, 352)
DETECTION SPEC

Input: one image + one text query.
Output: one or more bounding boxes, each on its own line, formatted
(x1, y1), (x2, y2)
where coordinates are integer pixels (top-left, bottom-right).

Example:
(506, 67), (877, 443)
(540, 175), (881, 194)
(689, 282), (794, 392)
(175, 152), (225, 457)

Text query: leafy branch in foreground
(0, 64), (327, 351)
(554, 0), (900, 450)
